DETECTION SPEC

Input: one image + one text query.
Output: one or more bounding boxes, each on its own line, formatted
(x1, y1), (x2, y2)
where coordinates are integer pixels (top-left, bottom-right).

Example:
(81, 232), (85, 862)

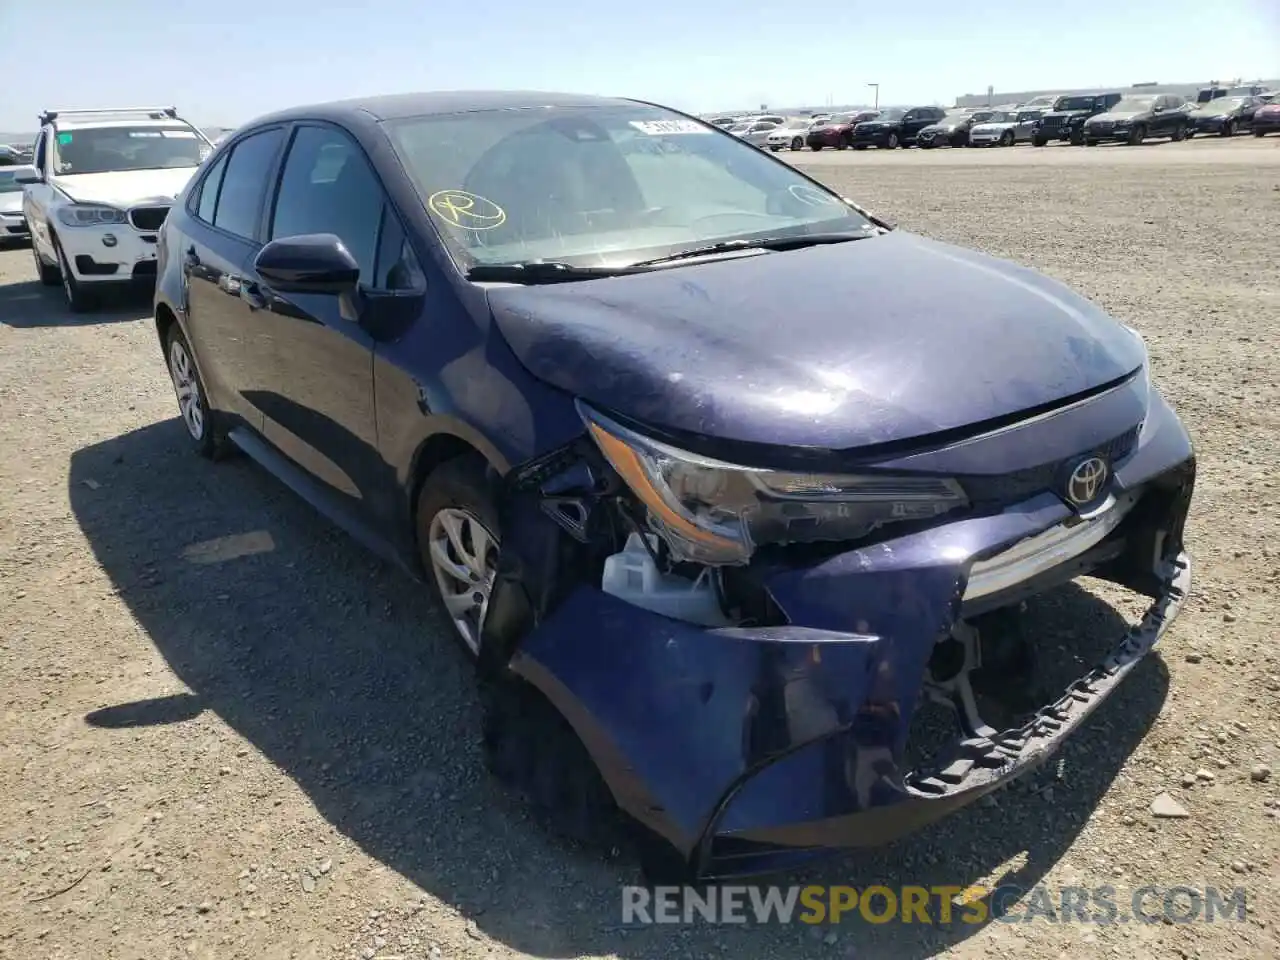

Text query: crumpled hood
(51, 167), (198, 207)
(485, 231), (1146, 450)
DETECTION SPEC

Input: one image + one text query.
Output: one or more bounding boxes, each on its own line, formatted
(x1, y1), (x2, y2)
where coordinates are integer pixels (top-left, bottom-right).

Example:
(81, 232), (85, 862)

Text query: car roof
(247, 90), (639, 127)
(48, 117), (195, 132)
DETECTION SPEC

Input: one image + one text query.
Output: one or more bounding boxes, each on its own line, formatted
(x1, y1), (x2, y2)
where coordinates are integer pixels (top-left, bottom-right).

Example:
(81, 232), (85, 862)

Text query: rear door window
(194, 153), (228, 223)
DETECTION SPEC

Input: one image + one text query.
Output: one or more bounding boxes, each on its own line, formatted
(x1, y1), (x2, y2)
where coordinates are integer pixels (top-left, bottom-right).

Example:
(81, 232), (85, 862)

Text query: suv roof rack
(39, 106), (178, 126)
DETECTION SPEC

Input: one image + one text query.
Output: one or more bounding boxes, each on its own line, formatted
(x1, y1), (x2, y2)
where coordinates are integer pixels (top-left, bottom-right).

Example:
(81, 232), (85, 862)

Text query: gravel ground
(1, 137), (1279, 960)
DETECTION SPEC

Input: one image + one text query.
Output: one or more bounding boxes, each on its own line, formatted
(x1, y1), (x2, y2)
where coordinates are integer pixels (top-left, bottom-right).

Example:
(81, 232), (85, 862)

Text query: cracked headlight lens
(580, 402), (969, 565)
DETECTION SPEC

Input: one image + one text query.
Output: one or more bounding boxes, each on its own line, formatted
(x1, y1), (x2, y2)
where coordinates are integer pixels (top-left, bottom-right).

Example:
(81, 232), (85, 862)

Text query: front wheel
(1001, 131), (1015, 147)
(769, 145), (782, 152)
(1255, 128), (1267, 137)
(53, 237), (97, 312)
(417, 456), (502, 661)
(32, 242), (60, 286)
(1032, 135), (1047, 147)
(1127, 125), (1146, 146)
(791, 137), (803, 151)
(1220, 121), (1234, 138)
(886, 132), (900, 149)
(165, 325), (227, 460)
(1171, 123), (1186, 142)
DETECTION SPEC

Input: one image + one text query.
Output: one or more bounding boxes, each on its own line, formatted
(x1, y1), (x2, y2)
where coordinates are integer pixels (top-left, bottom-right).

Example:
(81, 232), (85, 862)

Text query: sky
(2, 0), (1277, 132)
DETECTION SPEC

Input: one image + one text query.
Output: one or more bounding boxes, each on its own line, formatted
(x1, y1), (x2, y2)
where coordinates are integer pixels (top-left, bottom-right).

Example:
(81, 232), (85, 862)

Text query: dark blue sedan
(152, 90), (1195, 882)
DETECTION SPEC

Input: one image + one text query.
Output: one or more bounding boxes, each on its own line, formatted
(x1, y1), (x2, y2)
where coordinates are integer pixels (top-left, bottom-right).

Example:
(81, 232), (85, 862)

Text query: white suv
(20, 106), (213, 311)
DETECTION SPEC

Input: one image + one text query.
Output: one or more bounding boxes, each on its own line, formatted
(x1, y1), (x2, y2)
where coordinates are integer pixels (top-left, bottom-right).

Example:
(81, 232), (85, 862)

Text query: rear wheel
(164, 325), (227, 460)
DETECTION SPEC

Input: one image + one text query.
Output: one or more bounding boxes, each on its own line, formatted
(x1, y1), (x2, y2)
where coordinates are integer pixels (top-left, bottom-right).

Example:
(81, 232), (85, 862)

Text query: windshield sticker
(788, 184), (844, 208)
(428, 190), (506, 230)
(57, 133), (73, 145)
(161, 130), (199, 138)
(128, 131), (164, 137)
(628, 120), (711, 136)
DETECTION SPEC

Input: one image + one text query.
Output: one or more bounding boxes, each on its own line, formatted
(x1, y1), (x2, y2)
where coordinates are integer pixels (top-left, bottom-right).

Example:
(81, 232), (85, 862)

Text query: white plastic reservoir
(601, 533), (734, 627)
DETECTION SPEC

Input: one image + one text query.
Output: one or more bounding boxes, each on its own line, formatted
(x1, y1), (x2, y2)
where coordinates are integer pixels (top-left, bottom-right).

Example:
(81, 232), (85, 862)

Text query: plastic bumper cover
(57, 224), (160, 283)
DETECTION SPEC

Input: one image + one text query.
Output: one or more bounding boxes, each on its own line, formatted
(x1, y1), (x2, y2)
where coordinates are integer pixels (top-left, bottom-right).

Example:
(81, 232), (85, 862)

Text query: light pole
(867, 83), (880, 109)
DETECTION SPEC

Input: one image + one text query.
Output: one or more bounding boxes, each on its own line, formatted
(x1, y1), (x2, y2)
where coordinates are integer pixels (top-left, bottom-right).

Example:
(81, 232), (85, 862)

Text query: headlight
(57, 204), (128, 227)
(580, 402), (969, 565)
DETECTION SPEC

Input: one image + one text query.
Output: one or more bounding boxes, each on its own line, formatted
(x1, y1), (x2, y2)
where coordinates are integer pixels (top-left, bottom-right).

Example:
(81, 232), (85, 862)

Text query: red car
(1253, 99), (1280, 136)
(805, 110), (880, 150)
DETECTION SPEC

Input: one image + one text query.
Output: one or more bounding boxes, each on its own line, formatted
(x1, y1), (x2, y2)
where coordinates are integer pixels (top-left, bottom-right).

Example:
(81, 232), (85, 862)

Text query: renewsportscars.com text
(621, 884), (1248, 926)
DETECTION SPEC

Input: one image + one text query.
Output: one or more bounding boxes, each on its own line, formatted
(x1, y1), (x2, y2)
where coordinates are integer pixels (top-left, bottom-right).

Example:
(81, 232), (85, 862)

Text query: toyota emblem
(1065, 456), (1109, 507)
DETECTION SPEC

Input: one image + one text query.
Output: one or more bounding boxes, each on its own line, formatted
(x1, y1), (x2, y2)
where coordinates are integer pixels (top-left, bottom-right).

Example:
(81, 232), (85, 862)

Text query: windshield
(52, 125), (209, 175)
(1016, 110), (1043, 122)
(386, 105), (875, 272)
(1223, 87), (1258, 97)
(875, 109), (906, 121)
(0, 169), (24, 193)
(980, 111), (1018, 123)
(966, 111), (996, 123)
(1204, 97), (1248, 110)
(1113, 97), (1156, 113)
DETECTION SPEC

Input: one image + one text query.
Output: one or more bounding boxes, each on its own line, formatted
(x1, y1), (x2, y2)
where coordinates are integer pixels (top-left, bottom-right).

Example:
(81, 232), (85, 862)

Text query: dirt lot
(2, 136), (1279, 960)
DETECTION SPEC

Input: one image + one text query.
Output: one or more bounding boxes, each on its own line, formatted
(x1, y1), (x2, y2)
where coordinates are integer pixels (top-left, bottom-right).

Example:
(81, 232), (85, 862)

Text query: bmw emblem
(1064, 456), (1109, 507)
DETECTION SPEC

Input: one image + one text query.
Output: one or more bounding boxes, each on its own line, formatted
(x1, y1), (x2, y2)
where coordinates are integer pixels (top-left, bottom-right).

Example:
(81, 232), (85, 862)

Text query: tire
(1032, 135), (1047, 147)
(1001, 131), (1015, 147)
(1255, 128), (1267, 137)
(1185, 129), (1196, 139)
(769, 145), (782, 152)
(1127, 125), (1146, 146)
(1171, 123), (1186, 142)
(416, 454), (503, 661)
(32, 242), (60, 286)
(1084, 138), (1099, 146)
(835, 140), (848, 150)
(52, 236), (97, 312)
(790, 137), (803, 151)
(1220, 120), (1234, 138)
(852, 144), (866, 150)
(164, 324), (226, 460)
(886, 132), (900, 149)
(810, 143), (823, 151)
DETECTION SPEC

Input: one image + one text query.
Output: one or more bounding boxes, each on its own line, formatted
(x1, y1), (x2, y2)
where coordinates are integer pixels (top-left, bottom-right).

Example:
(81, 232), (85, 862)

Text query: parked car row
(710, 84), (1278, 155)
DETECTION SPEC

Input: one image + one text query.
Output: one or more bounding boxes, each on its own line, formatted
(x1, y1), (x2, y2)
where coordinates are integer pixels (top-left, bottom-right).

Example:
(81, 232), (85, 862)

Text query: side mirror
(254, 233), (360, 295)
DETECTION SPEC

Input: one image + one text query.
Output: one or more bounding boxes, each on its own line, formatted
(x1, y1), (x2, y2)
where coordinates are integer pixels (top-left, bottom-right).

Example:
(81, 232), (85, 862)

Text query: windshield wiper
(465, 261), (651, 284)
(630, 231), (874, 267)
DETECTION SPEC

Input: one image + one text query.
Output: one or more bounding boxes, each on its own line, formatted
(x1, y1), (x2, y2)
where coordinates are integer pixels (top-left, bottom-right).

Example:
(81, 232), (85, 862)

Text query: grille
(129, 206), (169, 232)
(1041, 116), (1065, 130)
(959, 424), (1141, 508)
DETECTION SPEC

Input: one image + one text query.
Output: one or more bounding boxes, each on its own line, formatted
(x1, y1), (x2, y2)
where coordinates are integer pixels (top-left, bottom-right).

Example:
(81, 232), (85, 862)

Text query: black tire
(1171, 123), (1186, 142)
(52, 236), (97, 312)
(886, 132), (900, 149)
(32, 242), (60, 286)
(1032, 135), (1047, 147)
(1001, 131), (1015, 147)
(769, 145), (782, 152)
(790, 137), (803, 151)
(1127, 125), (1146, 146)
(810, 143), (823, 151)
(852, 144), (866, 150)
(415, 454), (503, 662)
(164, 323), (228, 460)
(1084, 138), (1099, 146)
(1220, 120), (1234, 138)
(1256, 128), (1267, 137)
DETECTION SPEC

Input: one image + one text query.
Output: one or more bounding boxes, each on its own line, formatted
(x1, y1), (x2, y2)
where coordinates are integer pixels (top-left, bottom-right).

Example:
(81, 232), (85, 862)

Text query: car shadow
(0, 278), (149, 328)
(69, 419), (1168, 958)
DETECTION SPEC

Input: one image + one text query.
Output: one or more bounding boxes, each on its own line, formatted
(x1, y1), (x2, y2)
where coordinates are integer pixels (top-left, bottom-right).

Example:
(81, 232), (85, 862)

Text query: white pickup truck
(19, 107), (213, 311)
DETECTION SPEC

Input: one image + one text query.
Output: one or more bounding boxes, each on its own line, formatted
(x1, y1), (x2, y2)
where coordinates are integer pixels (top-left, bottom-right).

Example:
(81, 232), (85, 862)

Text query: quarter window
(269, 125), (384, 285)
(195, 154), (228, 224)
(213, 127), (285, 240)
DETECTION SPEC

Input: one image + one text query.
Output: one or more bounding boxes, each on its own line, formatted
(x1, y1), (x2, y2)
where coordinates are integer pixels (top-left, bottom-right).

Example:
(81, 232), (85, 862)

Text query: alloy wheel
(168, 338), (205, 441)
(427, 507), (499, 656)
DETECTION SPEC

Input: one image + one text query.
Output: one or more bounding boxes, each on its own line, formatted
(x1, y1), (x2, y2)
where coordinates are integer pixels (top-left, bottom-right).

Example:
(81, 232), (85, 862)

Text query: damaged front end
(478, 384), (1195, 881)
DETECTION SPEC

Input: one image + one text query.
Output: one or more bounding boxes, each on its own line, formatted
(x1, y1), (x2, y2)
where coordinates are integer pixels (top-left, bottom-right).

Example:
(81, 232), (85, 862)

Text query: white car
(765, 121), (814, 152)
(20, 106), (213, 311)
(0, 166), (33, 245)
(726, 119), (780, 148)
